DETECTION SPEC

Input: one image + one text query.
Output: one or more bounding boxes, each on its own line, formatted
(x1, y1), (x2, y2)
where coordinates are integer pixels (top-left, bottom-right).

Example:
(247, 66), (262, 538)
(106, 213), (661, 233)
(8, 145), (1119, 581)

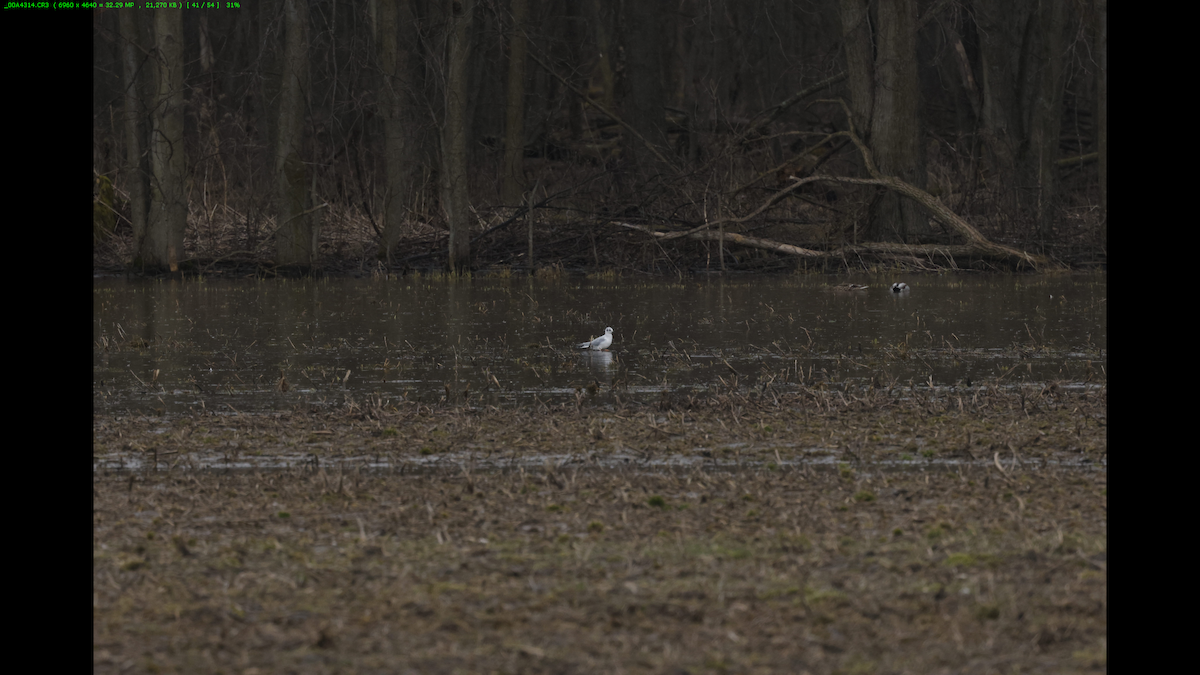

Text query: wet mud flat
(94, 389), (1106, 674)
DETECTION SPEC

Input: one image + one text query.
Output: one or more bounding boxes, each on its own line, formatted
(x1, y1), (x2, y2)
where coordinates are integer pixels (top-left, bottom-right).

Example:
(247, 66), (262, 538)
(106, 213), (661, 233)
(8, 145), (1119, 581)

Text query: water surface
(93, 273), (1106, 415)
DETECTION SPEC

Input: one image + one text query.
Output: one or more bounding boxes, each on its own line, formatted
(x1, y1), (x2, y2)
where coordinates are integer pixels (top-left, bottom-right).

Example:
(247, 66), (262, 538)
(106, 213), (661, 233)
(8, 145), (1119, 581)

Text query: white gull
(578, 327), (614, 350)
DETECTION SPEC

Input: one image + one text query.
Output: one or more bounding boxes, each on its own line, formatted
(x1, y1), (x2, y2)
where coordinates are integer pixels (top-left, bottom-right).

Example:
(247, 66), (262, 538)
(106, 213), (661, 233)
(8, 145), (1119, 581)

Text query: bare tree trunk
(670, 6), (698, 163)
(974, 0), (1034, 212)
(501, 0), (529, 205)
(146, 8), (187, 272)
(275, 0), (315, 269)
(259, 1), (281, 173)
(118, 8), (149, 263)
(563, 0), (585, 142)
(1095, 0), (1106, 247)
(1030, 0), (1066, 238)
(443, 0), (475, 273)
(623, 0), (668, 169)
(839, 0), (925, 242)
(377, 0), (420, 263)
(870, 0), (926, 242)
(196, 13), (227, 256)
(588, 0), (615, 112)
(837, 0), (874, 137)
(526, 183), (536, 271)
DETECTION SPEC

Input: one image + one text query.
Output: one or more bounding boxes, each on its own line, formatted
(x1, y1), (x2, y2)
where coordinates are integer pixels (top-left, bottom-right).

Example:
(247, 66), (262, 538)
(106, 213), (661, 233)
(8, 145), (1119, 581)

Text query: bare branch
(616, 99), (1046, 268)
(527, 50), (677, 170)
(732, 72), (848, 147)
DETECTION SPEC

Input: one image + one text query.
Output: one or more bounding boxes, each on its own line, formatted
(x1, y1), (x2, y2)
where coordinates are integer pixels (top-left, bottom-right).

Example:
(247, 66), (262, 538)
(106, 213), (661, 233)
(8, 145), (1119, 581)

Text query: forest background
(91, 0), (1107, 276)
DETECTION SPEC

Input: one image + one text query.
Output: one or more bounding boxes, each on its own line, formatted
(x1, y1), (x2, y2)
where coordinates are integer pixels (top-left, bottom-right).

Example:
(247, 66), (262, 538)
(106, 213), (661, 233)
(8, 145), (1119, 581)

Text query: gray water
(93, 273), (1106, 416)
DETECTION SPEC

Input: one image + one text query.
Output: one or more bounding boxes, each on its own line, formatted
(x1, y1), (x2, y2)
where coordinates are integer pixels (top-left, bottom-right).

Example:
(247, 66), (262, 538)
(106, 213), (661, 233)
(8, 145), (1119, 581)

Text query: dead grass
(94, 389), (1105, 673)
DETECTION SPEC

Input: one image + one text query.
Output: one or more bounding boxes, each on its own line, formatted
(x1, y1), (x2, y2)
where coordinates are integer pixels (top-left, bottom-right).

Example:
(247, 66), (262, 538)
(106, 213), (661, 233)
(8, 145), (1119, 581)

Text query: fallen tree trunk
(618, 221), (1012, 267)
(809, 173), (1044, 267)
(615, 99), (1047, 269)
(614, 169), (1044, 268)
(617, 223), (825, 258)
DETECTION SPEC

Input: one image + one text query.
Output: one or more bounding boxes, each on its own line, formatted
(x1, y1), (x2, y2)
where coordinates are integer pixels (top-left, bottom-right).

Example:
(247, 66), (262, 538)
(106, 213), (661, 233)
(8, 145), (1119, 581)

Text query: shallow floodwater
(94, 273), (1105, 415)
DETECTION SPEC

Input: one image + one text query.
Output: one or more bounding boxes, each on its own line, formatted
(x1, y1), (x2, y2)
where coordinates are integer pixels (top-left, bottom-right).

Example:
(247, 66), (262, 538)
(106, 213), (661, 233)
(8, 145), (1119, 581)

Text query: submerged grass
(94, 380), (1107, 469)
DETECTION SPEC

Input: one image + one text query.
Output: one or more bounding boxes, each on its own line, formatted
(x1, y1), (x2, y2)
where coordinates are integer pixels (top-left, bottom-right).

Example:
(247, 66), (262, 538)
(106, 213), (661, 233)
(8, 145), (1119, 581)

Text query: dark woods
(92, 0), (1106, 275)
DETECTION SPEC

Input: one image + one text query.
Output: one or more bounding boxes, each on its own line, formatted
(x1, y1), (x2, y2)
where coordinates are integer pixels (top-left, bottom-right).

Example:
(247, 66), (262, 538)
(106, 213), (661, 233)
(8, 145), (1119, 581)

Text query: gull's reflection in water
(579, 349), (616, 384)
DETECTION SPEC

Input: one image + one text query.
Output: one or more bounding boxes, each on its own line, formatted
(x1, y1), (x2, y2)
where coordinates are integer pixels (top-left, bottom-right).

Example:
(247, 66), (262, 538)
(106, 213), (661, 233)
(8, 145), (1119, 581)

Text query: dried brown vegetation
(95, 386), (1105, 673)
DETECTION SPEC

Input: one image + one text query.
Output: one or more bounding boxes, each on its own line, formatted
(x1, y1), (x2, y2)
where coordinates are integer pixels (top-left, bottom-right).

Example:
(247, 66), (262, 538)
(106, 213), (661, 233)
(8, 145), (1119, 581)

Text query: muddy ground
(94, 389), (1106, 674)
